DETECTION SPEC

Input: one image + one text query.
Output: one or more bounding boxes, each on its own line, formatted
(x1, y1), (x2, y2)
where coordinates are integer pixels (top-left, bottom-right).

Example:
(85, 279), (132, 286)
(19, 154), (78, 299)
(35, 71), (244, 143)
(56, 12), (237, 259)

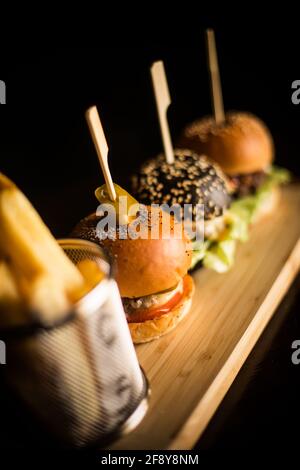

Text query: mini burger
(131, 149), (246, 273)
(72, 200), (194, 344)
(179, 112), (290, 224)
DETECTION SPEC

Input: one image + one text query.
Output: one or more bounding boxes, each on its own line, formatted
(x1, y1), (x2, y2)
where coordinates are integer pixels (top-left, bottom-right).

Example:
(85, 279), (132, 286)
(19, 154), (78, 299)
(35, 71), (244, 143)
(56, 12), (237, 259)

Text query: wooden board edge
(168, 237), (300, 450)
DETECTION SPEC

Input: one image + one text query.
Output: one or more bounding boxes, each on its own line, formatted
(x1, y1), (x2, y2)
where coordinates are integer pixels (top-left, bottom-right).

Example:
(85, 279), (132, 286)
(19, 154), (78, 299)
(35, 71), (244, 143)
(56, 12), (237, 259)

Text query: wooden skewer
(206, 29), (225, 125)
(151, 61), (175, 164)
(85, 106), (116, 201)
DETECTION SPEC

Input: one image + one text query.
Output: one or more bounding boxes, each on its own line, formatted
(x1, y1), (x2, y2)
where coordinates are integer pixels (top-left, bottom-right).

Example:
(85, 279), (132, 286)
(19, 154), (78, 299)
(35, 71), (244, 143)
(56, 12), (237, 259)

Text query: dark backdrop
(1, 25), (300, 236)
(1, 23), (300, 454)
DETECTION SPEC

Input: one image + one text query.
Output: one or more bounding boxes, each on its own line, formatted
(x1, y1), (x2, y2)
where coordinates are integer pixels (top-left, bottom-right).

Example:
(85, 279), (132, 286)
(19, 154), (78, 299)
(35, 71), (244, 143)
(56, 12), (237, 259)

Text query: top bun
(179, 112), (274, 175)
(132, 149), (230, 221)
(72, 207), (192, 298)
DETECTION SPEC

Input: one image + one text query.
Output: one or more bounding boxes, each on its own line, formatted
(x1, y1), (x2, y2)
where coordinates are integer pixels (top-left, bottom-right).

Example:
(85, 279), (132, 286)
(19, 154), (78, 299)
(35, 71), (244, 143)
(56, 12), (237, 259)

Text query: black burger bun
(131, 149), (231, 221)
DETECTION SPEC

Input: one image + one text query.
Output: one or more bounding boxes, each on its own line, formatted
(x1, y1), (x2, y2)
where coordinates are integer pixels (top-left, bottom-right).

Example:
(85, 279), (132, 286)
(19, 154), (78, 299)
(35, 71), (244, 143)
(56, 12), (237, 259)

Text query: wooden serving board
(111, 184), (300, 450)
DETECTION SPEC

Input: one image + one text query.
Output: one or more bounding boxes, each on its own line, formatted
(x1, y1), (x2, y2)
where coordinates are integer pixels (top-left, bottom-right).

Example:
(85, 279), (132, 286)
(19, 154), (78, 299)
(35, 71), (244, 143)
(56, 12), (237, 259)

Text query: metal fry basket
(2, 239), (149, 448)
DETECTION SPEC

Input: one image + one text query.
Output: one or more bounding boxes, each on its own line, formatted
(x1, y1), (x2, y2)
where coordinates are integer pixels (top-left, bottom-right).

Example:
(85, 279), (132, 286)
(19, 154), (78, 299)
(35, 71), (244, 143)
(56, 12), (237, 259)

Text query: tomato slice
(126, 276), (189, 323)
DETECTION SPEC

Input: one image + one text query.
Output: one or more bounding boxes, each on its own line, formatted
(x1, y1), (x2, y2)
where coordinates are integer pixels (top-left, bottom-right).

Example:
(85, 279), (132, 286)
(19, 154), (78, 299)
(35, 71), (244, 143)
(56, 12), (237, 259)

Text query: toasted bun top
(132, 149), (231, 221)
(72, 207), (192, 298)
(179, 112), (274, 175)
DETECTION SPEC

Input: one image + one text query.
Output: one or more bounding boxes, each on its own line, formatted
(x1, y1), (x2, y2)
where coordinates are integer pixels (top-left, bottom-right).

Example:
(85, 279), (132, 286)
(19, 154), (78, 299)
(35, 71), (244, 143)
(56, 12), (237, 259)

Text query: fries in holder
(0, 173), (149, 447)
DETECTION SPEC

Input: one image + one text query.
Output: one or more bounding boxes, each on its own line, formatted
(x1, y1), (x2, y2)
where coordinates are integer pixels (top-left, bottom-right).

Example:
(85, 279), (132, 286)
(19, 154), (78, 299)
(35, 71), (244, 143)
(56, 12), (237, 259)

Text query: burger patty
(122, 280), (183, 315)
(229, 171), (267, 198)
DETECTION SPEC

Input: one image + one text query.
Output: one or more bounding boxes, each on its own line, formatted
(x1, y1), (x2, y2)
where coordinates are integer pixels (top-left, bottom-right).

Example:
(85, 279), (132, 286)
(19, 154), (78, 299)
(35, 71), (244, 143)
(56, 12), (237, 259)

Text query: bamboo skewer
(206, 29), (225, 125)
(151, 61), (175, 164)
(85, 106), (116, 201)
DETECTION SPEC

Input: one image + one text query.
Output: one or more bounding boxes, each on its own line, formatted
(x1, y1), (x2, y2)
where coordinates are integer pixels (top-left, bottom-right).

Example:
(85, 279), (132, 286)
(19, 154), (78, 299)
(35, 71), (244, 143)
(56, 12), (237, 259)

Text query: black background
(1, 18), (300, 454)
(1, 22), (300, 236)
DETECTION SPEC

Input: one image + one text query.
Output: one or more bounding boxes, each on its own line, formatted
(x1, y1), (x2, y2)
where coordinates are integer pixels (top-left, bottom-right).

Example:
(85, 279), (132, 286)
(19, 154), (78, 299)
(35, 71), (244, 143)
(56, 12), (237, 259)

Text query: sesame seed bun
(131, 149), (231, 221)
(178, 112), (274, 175)
(71, 207), (192, 298)
(129, 274), (194, 343)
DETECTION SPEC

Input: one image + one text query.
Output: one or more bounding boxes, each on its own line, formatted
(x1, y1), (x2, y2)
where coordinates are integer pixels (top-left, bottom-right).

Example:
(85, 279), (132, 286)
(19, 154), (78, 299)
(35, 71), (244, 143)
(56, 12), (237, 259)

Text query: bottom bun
(252, 187), (280, 224)
(128, 275), (195, 344)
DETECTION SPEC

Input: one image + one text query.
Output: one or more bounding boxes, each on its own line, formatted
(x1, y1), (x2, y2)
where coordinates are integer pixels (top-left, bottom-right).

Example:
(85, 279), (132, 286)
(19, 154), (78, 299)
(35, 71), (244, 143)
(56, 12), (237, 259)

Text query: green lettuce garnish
(190, 240), (210, 268)
(191, 214), (243, 272)
(229, 166), (290, 225)
(191, 166), (290, 272)
(203, 240), (236, 273)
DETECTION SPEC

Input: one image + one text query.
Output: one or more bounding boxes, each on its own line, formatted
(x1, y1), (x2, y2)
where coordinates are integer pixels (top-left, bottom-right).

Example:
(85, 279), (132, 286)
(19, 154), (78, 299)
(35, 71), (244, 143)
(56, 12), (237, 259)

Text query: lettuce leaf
(191, 166), (290, 272)
(190, 240), (210, 268)
(203, 240), (236, 273)
(191, 213), (246, 271)
(229, 166), (291, 225)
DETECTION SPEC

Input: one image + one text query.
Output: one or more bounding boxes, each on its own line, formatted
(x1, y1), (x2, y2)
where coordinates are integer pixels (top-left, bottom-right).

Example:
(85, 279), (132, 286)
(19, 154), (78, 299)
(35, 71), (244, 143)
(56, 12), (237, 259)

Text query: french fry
(77, 259), (105, 290)
(0, 173), (14, 190)
(0, 174), (85, 299)
(4, 261), (72, 326)
(0, 259), (21, 306)
(0, 261), (72, 327)
(0, 259), (27, 325)
(28, 275), (71, 325)
(0, 173), (94, 324)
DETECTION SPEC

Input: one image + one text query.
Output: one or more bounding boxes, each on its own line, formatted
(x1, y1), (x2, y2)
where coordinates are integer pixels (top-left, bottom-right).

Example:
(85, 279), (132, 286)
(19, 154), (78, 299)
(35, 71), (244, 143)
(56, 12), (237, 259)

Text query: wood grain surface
(111, 184), (300, 450)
